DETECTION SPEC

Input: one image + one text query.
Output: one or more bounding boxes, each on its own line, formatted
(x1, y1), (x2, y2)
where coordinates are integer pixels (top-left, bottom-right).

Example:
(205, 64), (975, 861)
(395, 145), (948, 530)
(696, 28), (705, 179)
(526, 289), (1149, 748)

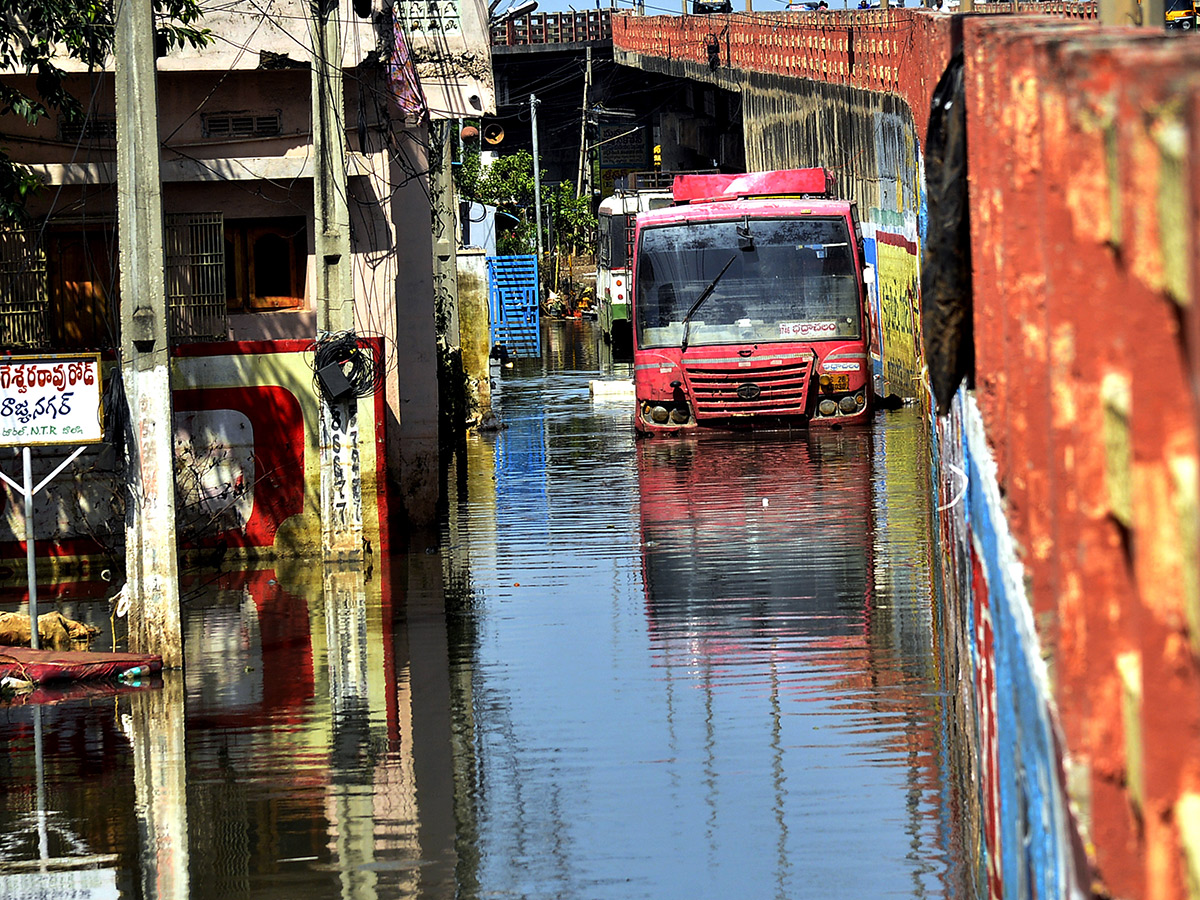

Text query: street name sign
(0, 354), (103, 446)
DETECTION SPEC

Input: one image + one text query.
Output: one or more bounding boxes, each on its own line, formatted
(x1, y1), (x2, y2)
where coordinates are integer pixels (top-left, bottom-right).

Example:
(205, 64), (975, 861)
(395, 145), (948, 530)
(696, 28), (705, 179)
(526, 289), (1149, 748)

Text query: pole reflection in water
(0, 558), (464, 900)
(322, 563), (377, 900)
(127, 673), (189, 900)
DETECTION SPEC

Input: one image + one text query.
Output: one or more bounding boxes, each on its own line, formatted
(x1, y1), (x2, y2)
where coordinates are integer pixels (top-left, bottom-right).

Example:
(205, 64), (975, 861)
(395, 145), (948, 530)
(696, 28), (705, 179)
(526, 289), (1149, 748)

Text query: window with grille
(201, 111), (283, 140)
(0, 229), (49, 348)
(166, 213), (229, 342)
(1, 213), (300, 351)
(399, 0), (463, 35)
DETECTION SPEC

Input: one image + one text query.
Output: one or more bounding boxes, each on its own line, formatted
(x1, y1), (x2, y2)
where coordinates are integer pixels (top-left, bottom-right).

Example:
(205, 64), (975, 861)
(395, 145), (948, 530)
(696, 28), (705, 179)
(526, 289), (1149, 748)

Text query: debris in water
(0, 611), (100, 650)
(590, 379), (635, 401)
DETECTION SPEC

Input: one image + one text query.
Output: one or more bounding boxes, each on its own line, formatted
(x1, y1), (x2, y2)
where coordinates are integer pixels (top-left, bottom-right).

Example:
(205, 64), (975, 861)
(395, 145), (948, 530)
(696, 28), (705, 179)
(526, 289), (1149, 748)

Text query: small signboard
(597, 125), (648, 169)
(0, 354), (103, 447)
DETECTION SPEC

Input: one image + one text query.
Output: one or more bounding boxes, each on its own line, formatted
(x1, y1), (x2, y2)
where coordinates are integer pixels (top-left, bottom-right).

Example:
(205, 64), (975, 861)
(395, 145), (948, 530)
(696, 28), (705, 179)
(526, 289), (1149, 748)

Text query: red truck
(631, 169), (874, 434)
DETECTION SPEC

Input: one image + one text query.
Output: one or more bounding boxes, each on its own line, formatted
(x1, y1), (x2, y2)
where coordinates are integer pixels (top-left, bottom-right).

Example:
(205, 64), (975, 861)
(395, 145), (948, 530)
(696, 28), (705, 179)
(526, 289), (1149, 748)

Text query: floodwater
(0, 319), (976, 899)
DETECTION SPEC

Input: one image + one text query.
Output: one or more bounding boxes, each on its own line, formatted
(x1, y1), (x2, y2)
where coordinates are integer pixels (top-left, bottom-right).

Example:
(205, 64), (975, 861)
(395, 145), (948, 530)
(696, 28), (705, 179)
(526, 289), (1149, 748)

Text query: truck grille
(683, 356), (815, 419)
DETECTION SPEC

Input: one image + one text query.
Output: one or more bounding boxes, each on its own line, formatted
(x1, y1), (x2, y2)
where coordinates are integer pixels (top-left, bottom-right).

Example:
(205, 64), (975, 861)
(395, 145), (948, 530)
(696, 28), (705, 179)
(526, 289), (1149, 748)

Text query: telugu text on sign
(779, 321), (839, 338)
(0, 355), (103, 446)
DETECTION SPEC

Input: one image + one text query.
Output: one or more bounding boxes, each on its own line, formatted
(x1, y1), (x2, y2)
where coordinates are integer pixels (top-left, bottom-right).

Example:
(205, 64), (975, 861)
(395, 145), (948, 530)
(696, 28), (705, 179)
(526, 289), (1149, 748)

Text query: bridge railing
(972, 0), (1097, 16)
(491, 9), (613, 46)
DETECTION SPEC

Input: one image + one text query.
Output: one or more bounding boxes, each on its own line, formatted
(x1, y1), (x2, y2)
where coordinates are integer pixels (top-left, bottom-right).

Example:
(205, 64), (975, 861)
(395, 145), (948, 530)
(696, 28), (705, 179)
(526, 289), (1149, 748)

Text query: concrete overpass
(607, 8), (1200, 899)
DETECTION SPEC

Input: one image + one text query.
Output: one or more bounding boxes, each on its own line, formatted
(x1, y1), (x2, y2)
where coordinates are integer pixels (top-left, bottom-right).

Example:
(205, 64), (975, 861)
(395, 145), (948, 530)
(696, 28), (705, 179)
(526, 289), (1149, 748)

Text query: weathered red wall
(964, 17), (1200, 898)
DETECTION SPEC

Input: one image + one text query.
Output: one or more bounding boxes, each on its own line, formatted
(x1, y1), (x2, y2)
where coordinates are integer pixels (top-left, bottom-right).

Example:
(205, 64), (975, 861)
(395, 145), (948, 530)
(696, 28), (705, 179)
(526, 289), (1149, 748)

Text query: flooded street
(0, 320), (975, 899)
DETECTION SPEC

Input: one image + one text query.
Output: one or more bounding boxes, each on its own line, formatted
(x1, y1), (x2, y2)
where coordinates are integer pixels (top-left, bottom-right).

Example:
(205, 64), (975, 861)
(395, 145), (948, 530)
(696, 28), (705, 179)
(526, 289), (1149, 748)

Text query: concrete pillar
(387, 131), (440, 526)
(457, 249), (493, 424)
(114, 0), (182, 667)
(431, 121), (462, 349)
(311, 0), (363, 561)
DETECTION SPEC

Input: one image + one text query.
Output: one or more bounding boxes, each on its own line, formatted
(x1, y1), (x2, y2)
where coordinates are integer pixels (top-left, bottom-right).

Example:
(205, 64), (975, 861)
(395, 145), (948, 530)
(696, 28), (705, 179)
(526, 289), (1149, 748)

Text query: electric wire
(309, 330), (386, 399)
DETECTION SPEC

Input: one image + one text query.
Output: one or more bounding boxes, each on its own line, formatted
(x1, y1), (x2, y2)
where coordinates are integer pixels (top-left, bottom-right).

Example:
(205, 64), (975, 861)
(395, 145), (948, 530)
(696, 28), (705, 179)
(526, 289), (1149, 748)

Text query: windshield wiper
(680, 254), (737, 352)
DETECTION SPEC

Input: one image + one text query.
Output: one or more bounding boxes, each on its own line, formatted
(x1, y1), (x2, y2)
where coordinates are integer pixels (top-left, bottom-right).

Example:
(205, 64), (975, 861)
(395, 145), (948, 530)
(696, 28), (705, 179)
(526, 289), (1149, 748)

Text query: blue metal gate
(487, 254), (541, 358)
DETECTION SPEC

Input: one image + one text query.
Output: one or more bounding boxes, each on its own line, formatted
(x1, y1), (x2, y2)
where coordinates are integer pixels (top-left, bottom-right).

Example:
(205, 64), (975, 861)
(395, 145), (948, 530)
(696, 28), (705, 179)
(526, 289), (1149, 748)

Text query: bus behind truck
(596, 187), (673, 346)
(631, 168), (874, 434)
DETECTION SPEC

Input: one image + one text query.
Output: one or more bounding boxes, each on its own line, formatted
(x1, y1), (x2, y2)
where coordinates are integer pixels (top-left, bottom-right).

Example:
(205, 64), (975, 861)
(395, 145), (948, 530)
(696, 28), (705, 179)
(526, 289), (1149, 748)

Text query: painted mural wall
(933, 392), (1091, 900)
(0, 342), (386, 576)
(953, 17), (1200, 899)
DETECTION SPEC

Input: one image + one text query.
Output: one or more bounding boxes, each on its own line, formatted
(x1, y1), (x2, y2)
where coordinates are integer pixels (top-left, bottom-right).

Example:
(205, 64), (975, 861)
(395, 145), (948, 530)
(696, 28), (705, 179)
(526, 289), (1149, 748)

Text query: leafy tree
(474, 149), (538, 208)
(547, 181), (594, 256)
(0, 0), (210, 223)
(456, 147), (595, 258)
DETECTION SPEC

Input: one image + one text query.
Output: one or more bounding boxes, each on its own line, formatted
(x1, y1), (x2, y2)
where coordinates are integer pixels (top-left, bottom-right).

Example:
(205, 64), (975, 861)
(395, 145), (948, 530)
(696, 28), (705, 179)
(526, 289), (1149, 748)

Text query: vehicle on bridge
(596, 181), (675, 348)
(631, 168), (874, 434)
(1165, 0), (1197, 28)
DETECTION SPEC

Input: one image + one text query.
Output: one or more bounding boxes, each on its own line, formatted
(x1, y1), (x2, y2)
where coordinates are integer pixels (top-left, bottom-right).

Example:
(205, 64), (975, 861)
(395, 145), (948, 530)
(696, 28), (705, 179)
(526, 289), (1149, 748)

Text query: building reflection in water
(0, 555), (466, 900)
(0, 322), (972, 899)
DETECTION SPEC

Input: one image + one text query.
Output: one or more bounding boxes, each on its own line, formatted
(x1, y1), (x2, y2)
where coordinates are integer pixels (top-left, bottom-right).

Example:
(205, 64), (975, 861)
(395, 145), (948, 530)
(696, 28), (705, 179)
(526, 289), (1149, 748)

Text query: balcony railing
(491, 9), (613, 46)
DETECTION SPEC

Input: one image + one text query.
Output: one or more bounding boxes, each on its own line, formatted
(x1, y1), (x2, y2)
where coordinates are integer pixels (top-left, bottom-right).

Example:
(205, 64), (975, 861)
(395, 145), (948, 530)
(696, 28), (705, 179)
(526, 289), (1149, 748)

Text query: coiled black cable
(310, 331), (385, 400)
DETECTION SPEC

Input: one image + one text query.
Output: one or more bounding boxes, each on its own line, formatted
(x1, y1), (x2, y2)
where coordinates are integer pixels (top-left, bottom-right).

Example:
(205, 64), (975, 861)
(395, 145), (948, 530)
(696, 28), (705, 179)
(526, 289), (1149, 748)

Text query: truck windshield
(635, 216), (860, 349)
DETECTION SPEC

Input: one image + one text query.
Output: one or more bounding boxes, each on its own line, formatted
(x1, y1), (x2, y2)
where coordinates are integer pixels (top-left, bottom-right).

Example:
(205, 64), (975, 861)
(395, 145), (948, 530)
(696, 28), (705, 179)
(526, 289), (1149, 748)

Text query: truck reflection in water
(636, 427), (971, 898)
(639, 429), (873, 643)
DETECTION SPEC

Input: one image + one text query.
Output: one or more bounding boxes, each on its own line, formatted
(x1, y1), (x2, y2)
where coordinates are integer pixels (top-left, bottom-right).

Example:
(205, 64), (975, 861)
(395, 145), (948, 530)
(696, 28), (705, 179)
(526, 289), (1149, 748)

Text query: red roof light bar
(671, 168), (832, 204)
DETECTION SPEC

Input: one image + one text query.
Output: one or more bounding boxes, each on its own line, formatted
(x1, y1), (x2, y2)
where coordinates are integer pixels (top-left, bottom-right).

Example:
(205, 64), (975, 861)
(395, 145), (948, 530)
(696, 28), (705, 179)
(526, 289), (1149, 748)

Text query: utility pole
(311, 0), (363, 561)
(115, 0), (183, 666)
(431, 121), (461, 348)
(531, 94), (544, 263)
(576, 47), (592, 198)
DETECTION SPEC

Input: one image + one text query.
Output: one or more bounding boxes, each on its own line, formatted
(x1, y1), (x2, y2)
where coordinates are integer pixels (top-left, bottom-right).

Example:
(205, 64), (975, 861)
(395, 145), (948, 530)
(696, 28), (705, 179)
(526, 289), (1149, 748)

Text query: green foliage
(452, 120), (482, 198)
(475, 149), (539, 210)
(0, 0), (211, 223)
(455, 147), (595, 258)
(547, 182), (594, 256)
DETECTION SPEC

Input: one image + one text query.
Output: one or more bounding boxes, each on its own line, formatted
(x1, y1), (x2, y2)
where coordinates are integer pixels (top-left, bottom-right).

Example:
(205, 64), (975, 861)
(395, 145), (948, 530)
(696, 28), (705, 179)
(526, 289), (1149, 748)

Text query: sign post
(0, 354), (103, 649)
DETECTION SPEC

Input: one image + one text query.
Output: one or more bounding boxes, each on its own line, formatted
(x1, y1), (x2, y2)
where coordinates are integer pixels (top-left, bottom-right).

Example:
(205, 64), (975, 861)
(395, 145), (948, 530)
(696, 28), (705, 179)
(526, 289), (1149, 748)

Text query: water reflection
(637, 427), (955, 897)
(0, 559), (460, 900)
(442, 323), (971, 898)
(0, 321), (971, 900)
(639, 430), (874, 633)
